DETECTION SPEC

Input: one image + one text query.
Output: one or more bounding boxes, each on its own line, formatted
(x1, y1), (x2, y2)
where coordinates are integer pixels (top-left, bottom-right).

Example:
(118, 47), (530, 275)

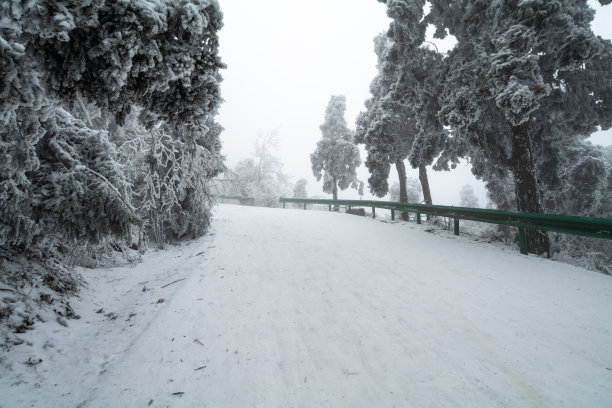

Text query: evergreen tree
(459, 184), (479, 208)
(292, 178), (308, 209)
(121, 120), (222, 248)
(356, 32), (438, 221)
(31, 108), (139, 243)
(311, 95), (361, 202)
(293, 179), (308, 199)
(356, 34), (416, 220)
(380, 0), (612, 255)
(543, 140), (611, 218)
(386, 29), (445, 209)
(389, 179), (422, 203)
(0, 0), (225, 254)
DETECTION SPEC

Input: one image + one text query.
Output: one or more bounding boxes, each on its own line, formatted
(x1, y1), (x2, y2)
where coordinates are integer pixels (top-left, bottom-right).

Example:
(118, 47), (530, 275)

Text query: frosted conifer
(311, 96), (361, 201)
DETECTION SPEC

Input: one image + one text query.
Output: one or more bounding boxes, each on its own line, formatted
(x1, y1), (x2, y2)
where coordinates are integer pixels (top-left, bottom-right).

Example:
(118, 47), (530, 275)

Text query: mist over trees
(389, 178), (422, 204)
(1, 1), (225, 262)
(366, 0), (612, 256)
(459, 185), (479, 208)
(293, 178), (308, 200)
(311, 95), (361, 201)
(225, 131), (292, 207)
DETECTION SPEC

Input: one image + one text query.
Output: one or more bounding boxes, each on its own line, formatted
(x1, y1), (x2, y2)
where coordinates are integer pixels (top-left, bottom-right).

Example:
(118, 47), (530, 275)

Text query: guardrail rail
(217, 195), (255, 206)
(279, 197), (612, 255)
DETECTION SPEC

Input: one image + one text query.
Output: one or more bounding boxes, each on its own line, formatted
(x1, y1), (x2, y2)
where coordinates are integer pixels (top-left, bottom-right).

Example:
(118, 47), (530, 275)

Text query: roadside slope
(2, 204), (611, 407)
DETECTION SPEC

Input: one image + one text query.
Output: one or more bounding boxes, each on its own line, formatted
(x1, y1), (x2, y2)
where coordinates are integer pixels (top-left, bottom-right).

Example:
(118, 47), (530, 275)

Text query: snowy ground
(1, 204), (611, 407)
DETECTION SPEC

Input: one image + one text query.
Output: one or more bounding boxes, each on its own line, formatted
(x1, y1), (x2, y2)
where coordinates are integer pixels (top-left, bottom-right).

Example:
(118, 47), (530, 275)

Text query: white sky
(216, 0), (612, 206)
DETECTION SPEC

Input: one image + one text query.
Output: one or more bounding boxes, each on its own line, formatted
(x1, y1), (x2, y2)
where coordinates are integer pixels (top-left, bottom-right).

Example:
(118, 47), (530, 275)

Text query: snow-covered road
(2, 204), (612, 407)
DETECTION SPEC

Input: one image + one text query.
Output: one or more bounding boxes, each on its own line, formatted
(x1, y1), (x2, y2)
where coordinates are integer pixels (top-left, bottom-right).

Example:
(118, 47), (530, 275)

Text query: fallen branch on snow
(161, 278), (185, 289)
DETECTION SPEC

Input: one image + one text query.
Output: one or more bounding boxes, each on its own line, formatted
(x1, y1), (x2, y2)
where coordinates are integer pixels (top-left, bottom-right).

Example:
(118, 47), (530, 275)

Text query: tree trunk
(418, 164), (432, 221)
(395, 159), (409, 221)
(510, 121), (550, 256)
(332, 176), (339, 211)
(418, 164), (432, 205)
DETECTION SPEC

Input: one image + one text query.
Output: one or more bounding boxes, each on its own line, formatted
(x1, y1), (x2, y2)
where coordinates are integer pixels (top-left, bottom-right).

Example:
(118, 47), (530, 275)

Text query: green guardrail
(279, 197), (612, 255)
(217, 195), (244, 201)
(217, 196), (255, 205)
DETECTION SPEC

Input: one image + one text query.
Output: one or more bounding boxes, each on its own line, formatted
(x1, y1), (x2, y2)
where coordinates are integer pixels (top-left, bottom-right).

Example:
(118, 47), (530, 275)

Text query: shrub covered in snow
(0, 0), (225, 345)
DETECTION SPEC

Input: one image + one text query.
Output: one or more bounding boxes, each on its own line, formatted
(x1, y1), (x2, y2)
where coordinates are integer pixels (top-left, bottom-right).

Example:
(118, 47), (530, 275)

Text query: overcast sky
(216, 0), (612, 206)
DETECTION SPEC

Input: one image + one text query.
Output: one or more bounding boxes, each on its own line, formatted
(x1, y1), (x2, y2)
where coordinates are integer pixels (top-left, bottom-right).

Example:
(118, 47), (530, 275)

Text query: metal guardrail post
(372, 207), (376, 219)
(283, 202), (286, 208)
(417, 212), (421, 224)
(454, 219), (460, 236)
(328, 204), (332, 211)
(303, 203), (306, 210)
(518, 227), (528, 255)
(391, 209), (395, 221)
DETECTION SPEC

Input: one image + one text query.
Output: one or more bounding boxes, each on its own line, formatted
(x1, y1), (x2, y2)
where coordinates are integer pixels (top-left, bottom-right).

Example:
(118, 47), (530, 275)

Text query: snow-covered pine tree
(31, 108), (139, 244)
(395, 0), (612, 255)
(311, 95), (361, 202)
(530, 37), (612, 219)
(363, 6), (448, 209)
(1, 0), (225, 254)
(389, 178), (422, 203)
(114, 112), (223, 248)
(293, 179), (308, 199)
(291, 178), (308, 209)
(388, 182), (400, 202)
(541, 140), (612, 272)
(459, 185), (479, 208)
(356, 34), (417, 220)
(1, 0), (58, 248)
(33, 0), (224, 127)
(171, 120), (224, 239)
(537, 139), (611, 219)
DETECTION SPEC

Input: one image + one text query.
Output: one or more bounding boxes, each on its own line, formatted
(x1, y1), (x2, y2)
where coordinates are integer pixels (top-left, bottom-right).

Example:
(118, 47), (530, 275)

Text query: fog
(217, 0), (611, 206)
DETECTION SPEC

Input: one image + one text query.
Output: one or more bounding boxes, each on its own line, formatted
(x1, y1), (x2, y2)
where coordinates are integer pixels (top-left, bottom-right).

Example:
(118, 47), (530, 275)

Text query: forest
(1, 0), (611, 343)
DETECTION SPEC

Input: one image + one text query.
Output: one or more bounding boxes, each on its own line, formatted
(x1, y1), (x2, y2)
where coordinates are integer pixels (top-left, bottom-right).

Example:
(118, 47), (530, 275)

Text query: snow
(2, 203), (612, 407)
